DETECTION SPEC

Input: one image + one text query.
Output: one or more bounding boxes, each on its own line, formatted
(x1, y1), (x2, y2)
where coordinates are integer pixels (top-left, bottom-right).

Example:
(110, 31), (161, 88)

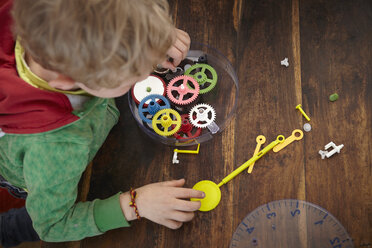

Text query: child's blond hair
(12, 0), (175, 89)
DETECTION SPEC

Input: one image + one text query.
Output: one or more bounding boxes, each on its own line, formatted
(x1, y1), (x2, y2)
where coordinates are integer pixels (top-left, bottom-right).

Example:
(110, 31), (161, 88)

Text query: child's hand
(120, 179), (204, 229)
(161, 28), (191, 70)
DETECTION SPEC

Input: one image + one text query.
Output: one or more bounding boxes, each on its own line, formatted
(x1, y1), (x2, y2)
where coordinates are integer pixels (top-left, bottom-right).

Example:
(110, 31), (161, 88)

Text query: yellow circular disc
(191, 180), (221, 212)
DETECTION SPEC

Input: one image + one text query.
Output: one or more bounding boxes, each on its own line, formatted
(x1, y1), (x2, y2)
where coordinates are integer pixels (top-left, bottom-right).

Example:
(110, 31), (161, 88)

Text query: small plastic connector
(319, 142), (344, 159)
(281, 58), (289, 67)
(172, 151), (179, 164)
(303, 123), (312, 132)
(198, 54), (208, 64)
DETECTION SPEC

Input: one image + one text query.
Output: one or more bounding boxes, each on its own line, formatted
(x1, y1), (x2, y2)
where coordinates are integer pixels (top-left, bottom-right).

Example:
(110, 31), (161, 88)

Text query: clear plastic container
(128, 42), (239, 146)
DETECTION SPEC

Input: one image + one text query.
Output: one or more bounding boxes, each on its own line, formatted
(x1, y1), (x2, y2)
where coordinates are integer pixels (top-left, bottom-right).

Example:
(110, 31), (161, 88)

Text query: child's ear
(48, 74), (78, 90)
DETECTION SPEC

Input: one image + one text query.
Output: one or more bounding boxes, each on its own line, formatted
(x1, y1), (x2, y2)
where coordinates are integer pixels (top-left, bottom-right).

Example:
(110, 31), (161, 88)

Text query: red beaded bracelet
(129, 188), (141, 220)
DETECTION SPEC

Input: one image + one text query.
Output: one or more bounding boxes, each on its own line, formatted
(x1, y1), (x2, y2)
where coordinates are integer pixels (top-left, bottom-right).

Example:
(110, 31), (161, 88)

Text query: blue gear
(138, 94), (170, 123)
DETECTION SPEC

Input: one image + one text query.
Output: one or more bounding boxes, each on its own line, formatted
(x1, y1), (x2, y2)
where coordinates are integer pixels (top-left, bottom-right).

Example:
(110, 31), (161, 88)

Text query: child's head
(12, 0), (175, 95)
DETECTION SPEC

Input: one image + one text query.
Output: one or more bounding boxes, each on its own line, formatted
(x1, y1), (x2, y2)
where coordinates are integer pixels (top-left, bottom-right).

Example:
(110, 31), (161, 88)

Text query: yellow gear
(152, 109), (181, 136)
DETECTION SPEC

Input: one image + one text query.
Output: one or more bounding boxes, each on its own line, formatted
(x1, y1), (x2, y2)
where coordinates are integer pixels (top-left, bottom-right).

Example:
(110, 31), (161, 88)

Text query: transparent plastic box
(128, 42), (239, 146)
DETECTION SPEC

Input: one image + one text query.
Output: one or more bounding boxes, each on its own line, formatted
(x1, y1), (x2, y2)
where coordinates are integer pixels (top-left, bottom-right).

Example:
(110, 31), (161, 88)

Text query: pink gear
(174, 114), (202, 140)
(167, 75), (200, 105)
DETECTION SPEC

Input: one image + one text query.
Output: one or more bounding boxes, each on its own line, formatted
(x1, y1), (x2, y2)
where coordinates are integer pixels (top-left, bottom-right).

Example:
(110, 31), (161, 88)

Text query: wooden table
(41, 0), (371, 247)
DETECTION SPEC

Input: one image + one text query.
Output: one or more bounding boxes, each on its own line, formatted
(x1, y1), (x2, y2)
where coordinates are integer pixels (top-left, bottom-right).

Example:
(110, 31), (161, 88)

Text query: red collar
(0, 0), (78, 134)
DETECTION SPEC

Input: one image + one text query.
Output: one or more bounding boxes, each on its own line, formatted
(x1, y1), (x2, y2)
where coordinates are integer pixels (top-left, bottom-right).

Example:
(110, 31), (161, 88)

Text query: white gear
(188, 103), (216, 128)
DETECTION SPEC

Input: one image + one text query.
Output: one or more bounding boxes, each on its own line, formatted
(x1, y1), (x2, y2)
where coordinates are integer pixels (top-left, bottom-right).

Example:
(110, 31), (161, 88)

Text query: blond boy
(0, 0), (204, 246)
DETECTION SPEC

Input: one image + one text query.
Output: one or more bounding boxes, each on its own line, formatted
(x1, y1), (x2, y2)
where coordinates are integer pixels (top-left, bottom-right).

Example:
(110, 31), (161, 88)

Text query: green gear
(185, 64), (218, 94)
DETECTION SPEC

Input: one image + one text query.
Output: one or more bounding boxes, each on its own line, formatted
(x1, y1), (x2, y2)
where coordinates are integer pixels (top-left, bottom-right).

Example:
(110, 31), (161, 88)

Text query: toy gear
(152, 109), (182, 136)
(131, 75), (166, 105)
(185, 64), (217, 94)
(138, 94), (170, 123)
(174, 114), (202, 140)
(167, 75), (200, 105)
(189, 103), (216, 128)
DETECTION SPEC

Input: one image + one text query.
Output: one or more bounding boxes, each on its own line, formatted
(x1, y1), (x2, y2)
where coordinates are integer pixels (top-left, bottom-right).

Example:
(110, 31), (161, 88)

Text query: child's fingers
(169, 211), (195, 223)
(159, 178), (185, 187)
(175, 29), (190, 49)
(161, 29), (190, 69)
(171, 187), (205, 199)
(166, 45), (184, 67)
(164, 219), (183, 229)
(173, 199), (201, 212)
(160, 60), (176, 70)
(174, 38), (189, 60)
(161, 61), (175, 70)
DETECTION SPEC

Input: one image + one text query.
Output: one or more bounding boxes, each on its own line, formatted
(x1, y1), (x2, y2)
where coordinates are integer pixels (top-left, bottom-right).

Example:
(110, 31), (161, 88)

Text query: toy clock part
(165, 67), (184, 81)
(191, 135), (285, 212)
(189, 103), (219, 134)
(273, 129), (303, 153)
(152, 108), (181, 136)
(172, 144), (200, 164)
(153, 64), (170, 74)
(174, 114), (202, 140)
(319, 142), (344, 159)
(185, 64), (218, 94)
(177, 58), (197, 72)
(247, 135), (266, 174)
(131, 75), (166, 105)
(229, 199), (354, 248)
(167, 75), (200, 105)
(138, 94), (170, 123)
(152, 109), (182, 136)
(198, 54), (208, 64)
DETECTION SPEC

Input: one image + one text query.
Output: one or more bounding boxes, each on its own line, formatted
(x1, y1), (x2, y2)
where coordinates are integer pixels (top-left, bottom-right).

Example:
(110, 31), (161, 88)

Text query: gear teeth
(184, 64), (218, 94)
(147, 100), (160, 115)
(179, 115), (193, 133)
(138, 94), (170, 123)
(152, 109), (181, 136)
(159, 114), (173, 128)
(166, 75), (200, 105)
(174, 114), (202, 140)
(169, 75), (184, 82)
(188, 103), (216, 128)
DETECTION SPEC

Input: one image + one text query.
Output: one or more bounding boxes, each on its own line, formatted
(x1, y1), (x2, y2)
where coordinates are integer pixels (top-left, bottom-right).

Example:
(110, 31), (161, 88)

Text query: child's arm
(160, 28), (191, 70)
(119, 179), (205, 229)
(22, 139), (130, 242)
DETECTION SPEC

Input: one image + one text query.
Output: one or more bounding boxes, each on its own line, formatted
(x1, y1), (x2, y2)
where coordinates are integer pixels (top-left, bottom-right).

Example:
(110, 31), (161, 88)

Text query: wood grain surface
(37, 0), (371, 247)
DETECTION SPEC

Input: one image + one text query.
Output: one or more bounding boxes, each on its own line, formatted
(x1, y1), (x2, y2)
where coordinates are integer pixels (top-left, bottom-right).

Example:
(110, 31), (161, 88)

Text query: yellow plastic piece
(217, 135), (285, 187)
(174, 144), (200, 154)
(152, 109), (181, 136)
(247, 135), (266, 173)
(296, 104), (310, 121)
(273, 129), (303, 153)
(191, 180), (221, 212)
(191, 135), (284, 212)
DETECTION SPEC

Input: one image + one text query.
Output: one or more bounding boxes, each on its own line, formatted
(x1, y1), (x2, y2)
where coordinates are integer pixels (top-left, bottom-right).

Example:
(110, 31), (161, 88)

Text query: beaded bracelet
(129, 188), (141, 220)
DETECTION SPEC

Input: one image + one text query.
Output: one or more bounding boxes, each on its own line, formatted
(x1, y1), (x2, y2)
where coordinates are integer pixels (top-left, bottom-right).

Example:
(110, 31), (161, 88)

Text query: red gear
(174, 114), (202, 140)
